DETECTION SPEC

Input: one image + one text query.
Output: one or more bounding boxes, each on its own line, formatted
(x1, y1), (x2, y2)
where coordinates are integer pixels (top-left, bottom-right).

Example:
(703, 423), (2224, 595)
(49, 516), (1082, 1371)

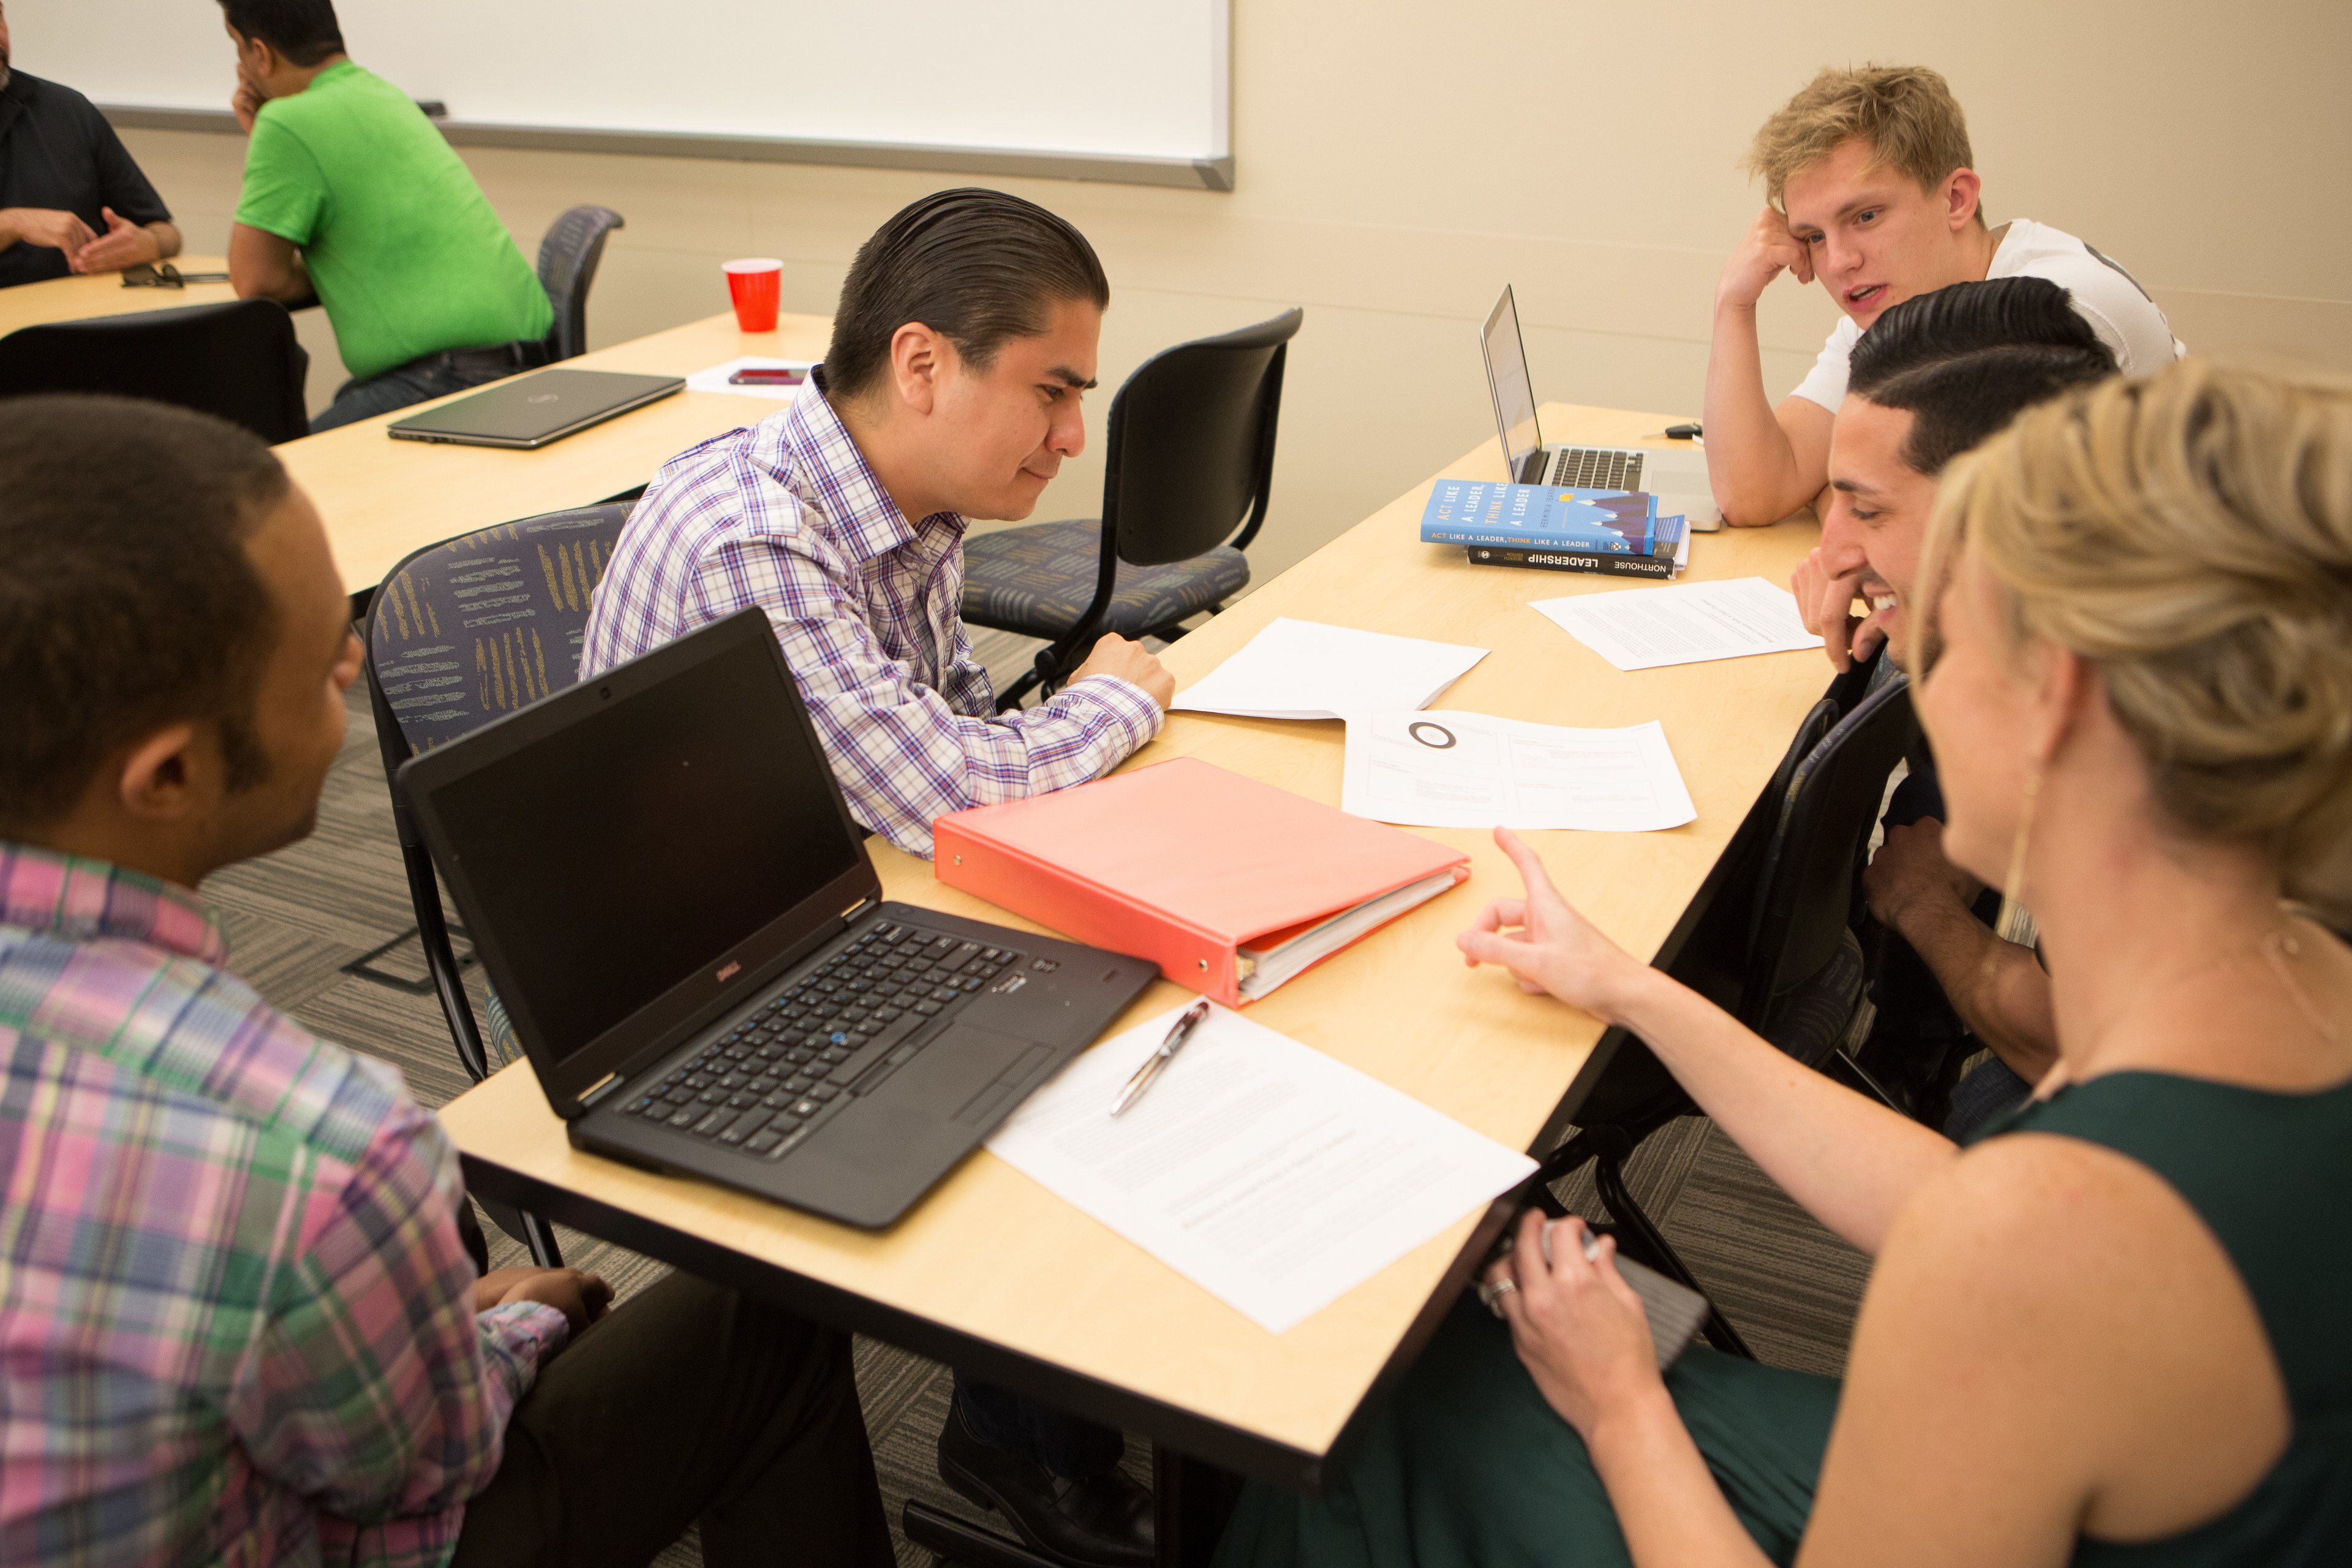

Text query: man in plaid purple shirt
(0, 398), (892, 1567)
(580, 189), (1174, 861)
(582, 190), (1169, 1568)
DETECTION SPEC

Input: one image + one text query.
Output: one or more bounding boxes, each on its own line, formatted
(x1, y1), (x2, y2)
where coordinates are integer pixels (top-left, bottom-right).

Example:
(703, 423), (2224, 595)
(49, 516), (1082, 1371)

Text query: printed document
(1531, 577), (1823, 671)
(987, 1004), (1535, 1333)
(687, 356), (815, 401)
(1341, 712), (1696, 831)
(1173, 617), (1488, 720)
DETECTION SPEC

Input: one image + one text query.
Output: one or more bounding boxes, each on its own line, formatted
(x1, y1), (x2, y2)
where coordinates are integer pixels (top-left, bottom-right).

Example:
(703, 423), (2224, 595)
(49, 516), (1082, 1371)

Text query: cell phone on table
(728, 366), (807, 386)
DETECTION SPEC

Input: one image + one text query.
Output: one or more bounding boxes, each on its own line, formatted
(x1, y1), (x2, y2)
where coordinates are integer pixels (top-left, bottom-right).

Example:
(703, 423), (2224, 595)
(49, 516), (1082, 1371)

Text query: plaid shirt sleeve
(691, 529), (1163, 858)
(238, 1096), (568, 1550)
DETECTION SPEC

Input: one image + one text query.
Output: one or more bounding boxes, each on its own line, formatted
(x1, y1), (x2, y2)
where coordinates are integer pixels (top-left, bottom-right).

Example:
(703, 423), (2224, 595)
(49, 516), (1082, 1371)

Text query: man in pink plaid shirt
(582, 190), (1174, 1568)
(0, 398), (892, 1567)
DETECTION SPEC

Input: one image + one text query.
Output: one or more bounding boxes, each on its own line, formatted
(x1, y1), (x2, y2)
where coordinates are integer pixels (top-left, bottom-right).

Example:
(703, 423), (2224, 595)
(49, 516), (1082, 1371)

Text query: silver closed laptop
(387, 368), (685, 450)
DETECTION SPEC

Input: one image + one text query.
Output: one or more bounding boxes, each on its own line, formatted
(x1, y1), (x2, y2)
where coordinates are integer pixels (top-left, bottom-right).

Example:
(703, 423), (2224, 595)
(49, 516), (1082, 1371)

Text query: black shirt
(0, 70), (172, 289)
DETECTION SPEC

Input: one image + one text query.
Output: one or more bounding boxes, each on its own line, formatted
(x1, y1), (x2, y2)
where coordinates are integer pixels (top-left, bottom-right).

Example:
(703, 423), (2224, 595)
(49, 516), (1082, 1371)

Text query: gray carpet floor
(195, 628), (1870, 1564)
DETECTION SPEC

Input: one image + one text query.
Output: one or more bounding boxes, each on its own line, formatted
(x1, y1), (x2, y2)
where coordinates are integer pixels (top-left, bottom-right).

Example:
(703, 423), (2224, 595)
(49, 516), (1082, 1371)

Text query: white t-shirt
(1788, 219), (2185, 412)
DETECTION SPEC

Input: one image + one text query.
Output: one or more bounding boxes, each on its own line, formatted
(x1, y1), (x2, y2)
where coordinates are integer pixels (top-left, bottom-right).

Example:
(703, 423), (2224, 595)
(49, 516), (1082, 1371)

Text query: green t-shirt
(234, 61), (551, 382)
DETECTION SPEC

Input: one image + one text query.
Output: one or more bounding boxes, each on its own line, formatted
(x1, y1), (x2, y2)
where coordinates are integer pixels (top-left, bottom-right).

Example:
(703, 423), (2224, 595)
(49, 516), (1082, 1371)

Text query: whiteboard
(19, 0), (1232, 188)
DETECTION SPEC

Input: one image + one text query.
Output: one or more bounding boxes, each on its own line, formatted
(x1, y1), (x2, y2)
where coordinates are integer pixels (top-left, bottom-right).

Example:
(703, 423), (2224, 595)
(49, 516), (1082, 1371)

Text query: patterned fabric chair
(363, 503), (632, 1266)
(962, 307), (1302, 709)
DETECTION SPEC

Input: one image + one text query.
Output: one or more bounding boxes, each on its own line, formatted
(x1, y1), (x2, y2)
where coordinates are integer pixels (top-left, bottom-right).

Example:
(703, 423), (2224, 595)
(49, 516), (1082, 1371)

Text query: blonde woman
(1213, 360), (2352, 1566)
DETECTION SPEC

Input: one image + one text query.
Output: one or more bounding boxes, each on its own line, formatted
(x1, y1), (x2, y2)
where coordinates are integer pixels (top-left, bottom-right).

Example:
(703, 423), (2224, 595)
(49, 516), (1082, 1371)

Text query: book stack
(1420, 479), (1689, 579)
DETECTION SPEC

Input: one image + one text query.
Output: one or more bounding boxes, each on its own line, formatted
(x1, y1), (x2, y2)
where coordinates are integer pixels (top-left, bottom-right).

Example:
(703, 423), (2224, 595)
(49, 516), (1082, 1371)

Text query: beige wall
(119, 0), (2351, 582)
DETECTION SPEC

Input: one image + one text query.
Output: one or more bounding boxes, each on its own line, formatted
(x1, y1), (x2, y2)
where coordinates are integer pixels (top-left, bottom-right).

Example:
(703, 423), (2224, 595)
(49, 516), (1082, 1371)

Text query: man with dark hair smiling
(0, 0), (182, 285)
(582, 187), (1169, 1568)
(0, 397), (892, 1567)
(1792, 274), (2118, 1133)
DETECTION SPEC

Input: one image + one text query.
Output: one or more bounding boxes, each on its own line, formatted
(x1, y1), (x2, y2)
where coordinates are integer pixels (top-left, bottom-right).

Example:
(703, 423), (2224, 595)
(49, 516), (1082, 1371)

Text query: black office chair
(1737, 677), (1920, 1072)
(1526, 679), (1917, 1355)
(362, 503), (635, 1266)
(530, 205), (625, 365)
(962, 307), (1302, 709)
(0, 298), (309, 443)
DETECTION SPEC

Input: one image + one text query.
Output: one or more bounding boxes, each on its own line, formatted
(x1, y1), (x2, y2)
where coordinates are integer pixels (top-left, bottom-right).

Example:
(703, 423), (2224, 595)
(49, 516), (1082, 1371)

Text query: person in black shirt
(0, 2), (179, 287)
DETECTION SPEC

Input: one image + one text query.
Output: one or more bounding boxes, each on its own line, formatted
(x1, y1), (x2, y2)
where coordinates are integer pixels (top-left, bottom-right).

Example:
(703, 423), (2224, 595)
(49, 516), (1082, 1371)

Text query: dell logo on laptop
(715, 960), (742, 982)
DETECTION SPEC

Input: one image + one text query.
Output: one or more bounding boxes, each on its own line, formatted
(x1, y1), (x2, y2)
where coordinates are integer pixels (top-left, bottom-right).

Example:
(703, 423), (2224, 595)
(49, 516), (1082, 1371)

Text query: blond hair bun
(1932, 361), (2352, 924)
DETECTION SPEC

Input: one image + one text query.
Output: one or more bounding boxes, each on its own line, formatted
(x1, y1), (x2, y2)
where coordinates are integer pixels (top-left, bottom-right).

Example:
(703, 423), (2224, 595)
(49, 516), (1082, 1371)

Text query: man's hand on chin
(1791, 548), (1883, 672)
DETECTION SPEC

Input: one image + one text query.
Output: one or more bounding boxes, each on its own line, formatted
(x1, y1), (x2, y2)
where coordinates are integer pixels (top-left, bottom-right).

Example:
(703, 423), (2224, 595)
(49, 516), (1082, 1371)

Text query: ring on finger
(1477, 1276), (1519, 1317)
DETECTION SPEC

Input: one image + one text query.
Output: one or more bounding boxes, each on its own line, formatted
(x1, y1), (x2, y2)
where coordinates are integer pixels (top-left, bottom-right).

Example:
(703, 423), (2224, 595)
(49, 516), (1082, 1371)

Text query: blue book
(1419, 480), (1684, 557)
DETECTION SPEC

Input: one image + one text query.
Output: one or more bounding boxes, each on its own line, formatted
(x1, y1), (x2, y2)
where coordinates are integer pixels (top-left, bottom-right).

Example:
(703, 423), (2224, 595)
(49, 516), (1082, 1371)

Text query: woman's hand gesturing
(1455, 828), (1654, 1025)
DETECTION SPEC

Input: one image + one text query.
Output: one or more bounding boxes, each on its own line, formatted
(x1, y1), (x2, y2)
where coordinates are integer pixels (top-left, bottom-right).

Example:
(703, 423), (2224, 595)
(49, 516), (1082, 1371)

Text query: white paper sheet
(686, 356), (816, 401)
(986, 1005), (1535, 1334)
(1341, 712), (1696, 832)
(1171, 617), (1488, 721)
(1529, 576), (1823, 671)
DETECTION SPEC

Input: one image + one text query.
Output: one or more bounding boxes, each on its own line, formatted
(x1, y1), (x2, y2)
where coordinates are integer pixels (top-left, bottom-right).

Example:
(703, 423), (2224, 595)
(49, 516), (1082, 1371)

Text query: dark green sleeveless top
(1987, 1071), (2352, 1564)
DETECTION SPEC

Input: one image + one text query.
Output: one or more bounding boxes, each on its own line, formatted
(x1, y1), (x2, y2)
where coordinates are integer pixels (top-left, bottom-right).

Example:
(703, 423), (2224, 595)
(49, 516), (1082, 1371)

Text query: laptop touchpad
(812, 1023), (1033, 1172)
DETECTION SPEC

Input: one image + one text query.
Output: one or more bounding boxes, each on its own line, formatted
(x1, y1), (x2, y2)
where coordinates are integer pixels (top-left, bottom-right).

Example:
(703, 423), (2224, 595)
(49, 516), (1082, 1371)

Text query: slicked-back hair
(1847, 277), (2119, 477)
(217, 0), (345, 66)
(0, 397), (288, 836)
(824, 188), (1109, 404)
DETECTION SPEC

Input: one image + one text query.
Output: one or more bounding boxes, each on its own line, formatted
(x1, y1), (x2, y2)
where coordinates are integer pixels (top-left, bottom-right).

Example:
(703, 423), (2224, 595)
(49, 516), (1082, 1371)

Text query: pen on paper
(1111, 997), (1212, 1116)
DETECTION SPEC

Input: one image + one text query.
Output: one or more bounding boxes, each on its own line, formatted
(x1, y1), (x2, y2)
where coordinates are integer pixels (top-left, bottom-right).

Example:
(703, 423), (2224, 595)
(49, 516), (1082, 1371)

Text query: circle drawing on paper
(1408, 721), (1457, 750)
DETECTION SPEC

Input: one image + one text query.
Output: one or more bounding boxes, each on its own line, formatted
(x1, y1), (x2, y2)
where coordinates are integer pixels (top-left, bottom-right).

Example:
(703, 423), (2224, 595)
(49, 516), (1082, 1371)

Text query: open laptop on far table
(1480, 284), (1722, 529)
(386, 367), (685, 449)
(399, 608), (1158, 1229)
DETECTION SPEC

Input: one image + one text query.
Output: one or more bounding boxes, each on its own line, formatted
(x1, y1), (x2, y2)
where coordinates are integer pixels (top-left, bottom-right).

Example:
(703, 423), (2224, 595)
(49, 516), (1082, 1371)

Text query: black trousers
(450, 1271), (895, 1568)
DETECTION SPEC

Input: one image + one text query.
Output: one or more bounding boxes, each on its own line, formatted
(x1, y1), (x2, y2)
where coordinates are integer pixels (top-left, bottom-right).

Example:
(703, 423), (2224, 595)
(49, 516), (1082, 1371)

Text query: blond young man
(1703, 64), (2181, 527)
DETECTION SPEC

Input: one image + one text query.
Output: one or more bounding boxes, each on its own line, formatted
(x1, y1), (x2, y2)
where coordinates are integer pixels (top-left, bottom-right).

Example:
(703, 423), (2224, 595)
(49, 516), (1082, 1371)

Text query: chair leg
(1581, 1127), (1755, 1360)
(900, 1502), (1060, 1568)
(1825, 1048), (1904, 1114)
(517, 1209), (564, 1268)
(993, 660), (1049, 714)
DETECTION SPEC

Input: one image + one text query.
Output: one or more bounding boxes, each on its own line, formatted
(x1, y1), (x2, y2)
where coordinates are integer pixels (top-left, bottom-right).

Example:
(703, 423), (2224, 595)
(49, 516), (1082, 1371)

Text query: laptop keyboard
(1546, 448), (1646, 491)
(616, 921), (1036, 1163)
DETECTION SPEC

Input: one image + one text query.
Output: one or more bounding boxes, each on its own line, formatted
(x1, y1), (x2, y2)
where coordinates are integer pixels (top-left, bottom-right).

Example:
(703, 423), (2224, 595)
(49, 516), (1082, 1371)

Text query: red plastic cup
(723, 258), (782, 333)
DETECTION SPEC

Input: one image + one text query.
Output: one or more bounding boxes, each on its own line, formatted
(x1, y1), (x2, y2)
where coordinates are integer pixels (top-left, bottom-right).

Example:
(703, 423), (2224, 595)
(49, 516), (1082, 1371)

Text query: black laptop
(386, 368), (685, 448)
(399, 609), (1158, 1227)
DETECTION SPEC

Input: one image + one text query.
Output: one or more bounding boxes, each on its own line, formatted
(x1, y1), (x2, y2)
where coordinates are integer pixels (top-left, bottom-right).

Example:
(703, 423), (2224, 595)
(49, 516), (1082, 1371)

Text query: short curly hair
(0, 397), (285, 834)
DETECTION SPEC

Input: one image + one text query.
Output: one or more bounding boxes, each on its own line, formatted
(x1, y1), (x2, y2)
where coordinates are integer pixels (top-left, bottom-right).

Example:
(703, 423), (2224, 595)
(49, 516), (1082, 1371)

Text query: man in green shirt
(220, 0), (552, 432)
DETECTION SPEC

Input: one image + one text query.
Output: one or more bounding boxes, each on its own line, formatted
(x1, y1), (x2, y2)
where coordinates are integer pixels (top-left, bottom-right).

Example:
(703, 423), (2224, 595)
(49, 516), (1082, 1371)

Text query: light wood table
(439, 406), (1825, 1505)
(280, 311), (823, 595)
(0, 254), (238, 336)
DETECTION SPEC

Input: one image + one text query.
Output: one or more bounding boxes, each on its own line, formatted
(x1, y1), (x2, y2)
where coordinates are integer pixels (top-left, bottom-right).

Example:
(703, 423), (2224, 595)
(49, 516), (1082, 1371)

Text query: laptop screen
(1481, 286), (1544, 473)
(421, 625), (865, 1071)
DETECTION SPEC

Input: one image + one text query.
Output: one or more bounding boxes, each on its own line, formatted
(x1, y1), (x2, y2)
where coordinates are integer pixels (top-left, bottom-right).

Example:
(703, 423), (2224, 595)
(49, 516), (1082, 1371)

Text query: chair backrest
(1739, 675), (1920, 1032)
(1101, 307), (1302, 568)
(0, 299), (308, 443)
(533, 205), (625, 364)
(365, 503), (632, 774)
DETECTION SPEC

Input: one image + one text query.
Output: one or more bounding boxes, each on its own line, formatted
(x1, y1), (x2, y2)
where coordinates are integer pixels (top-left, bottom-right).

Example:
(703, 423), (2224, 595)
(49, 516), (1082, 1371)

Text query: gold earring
(1992, 759), (2041, 948)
